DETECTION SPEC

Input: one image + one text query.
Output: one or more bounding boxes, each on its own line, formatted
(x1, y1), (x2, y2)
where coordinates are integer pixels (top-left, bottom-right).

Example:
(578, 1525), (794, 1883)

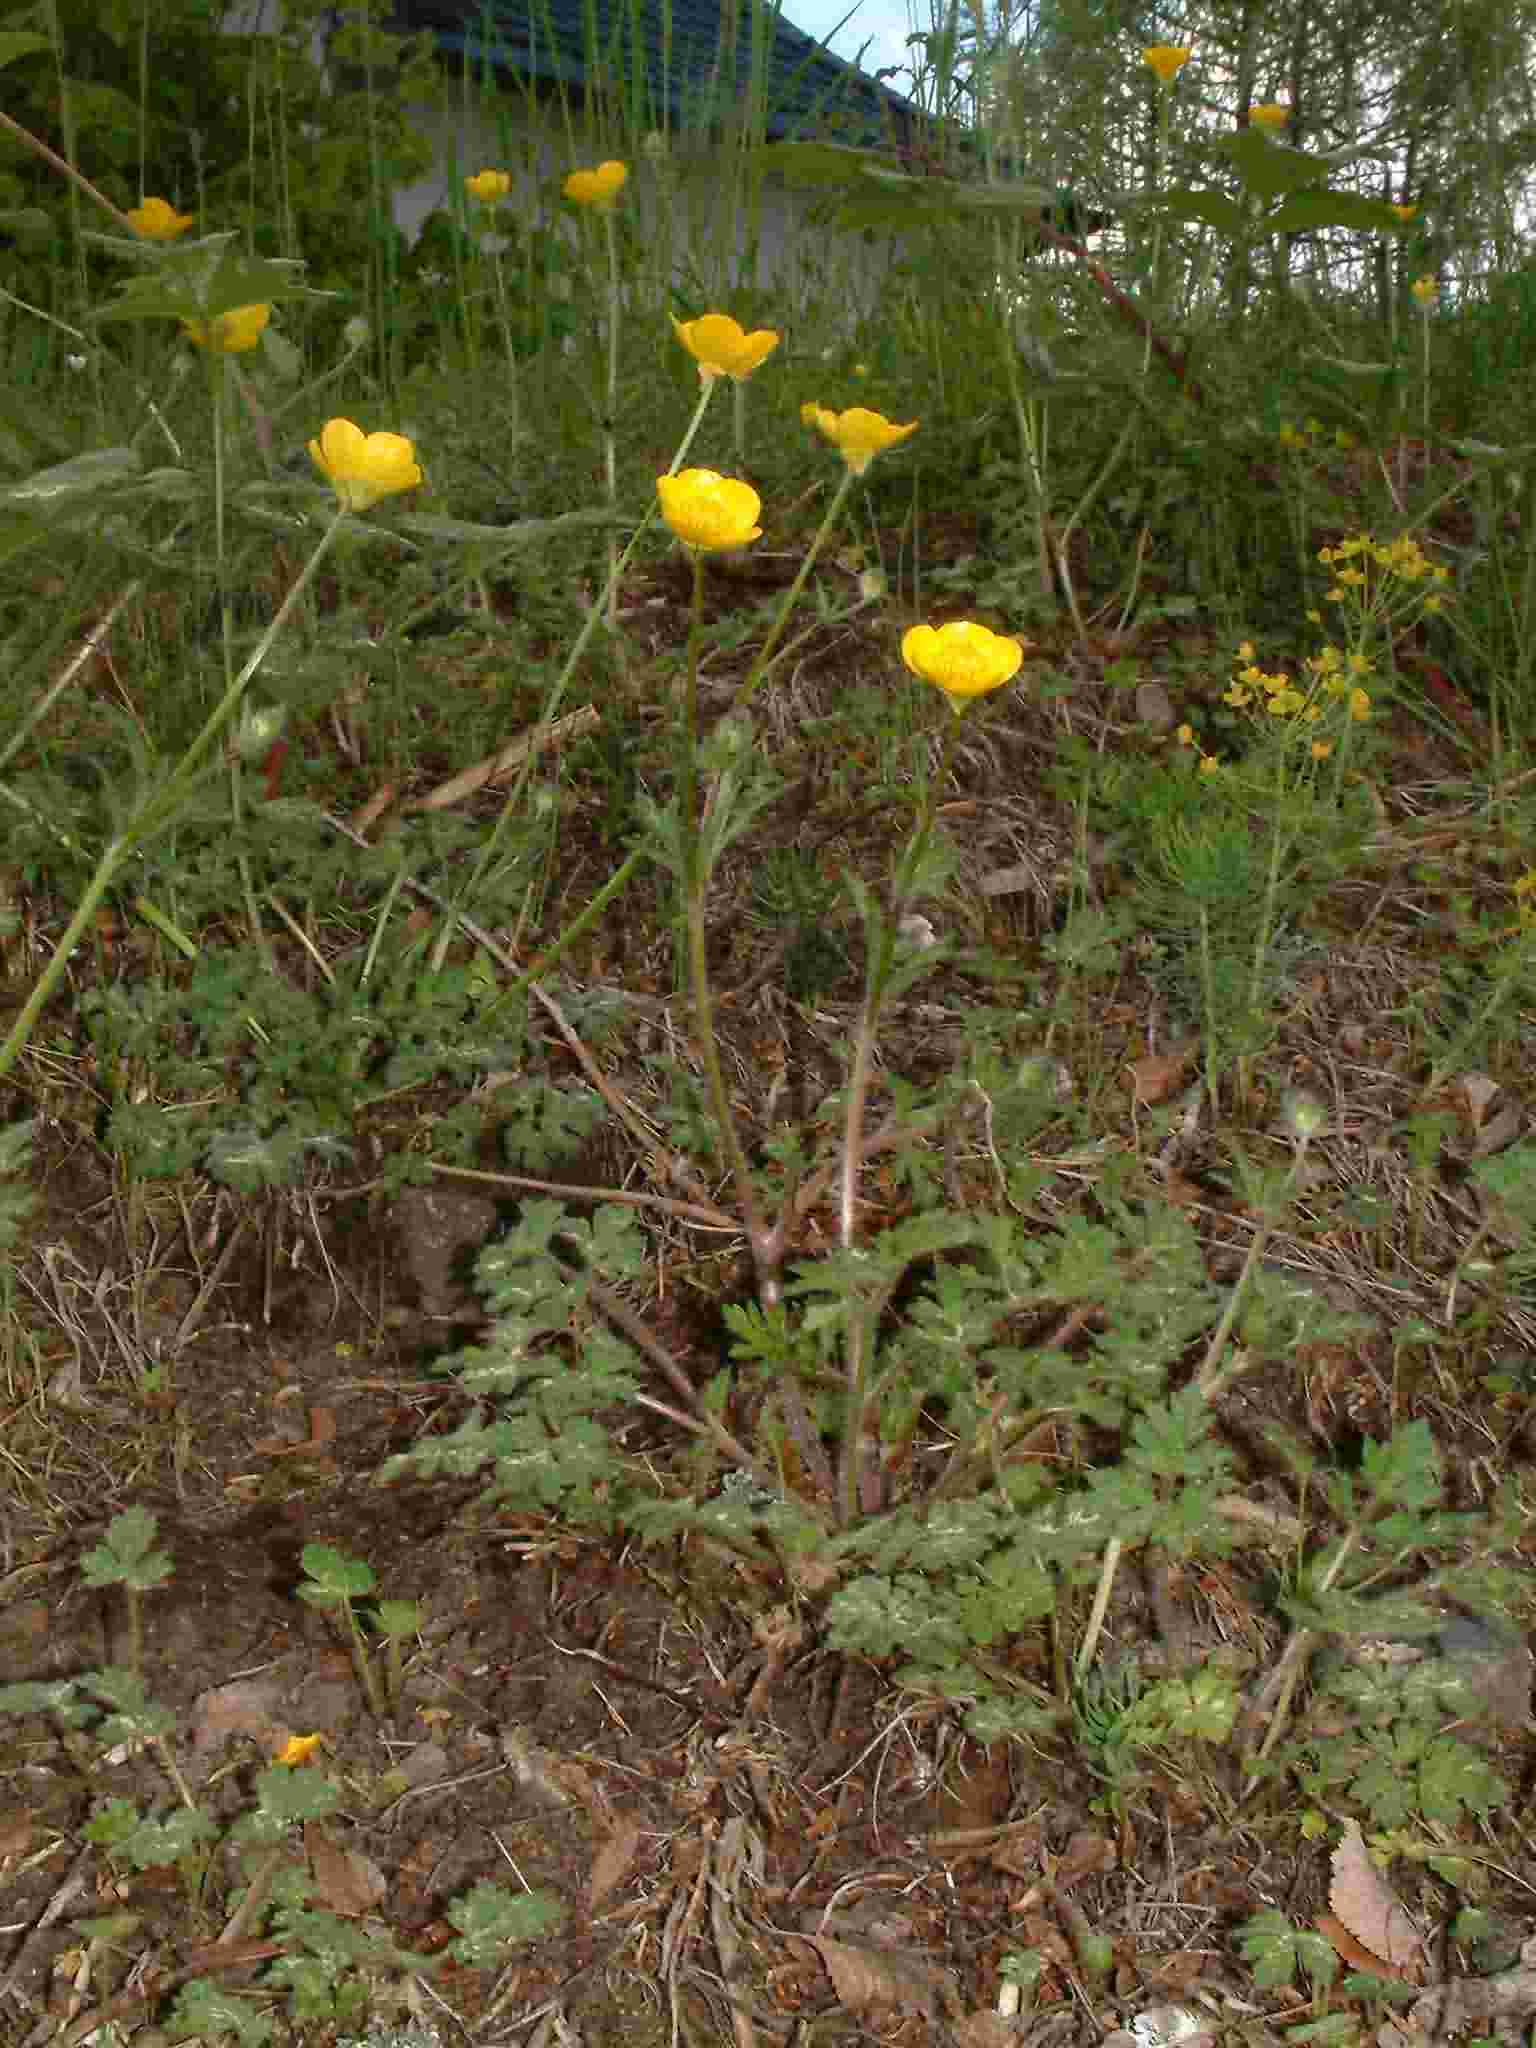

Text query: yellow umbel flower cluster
(1318, 532), (1449, 611)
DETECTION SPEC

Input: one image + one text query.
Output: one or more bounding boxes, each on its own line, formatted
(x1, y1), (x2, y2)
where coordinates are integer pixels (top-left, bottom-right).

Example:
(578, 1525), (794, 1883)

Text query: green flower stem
(342, 1602), (387, 1720)
(489, 241), (521, 444)
(1419, 301), (1431, 440)
(680, 553), (775, 1298)
(1424, 926), (1536, 1095)
(728, 462), (859, 717)
(601, 206), (620, 632)
(0, 507), (349, 1088)
(0, 579), (142, 780)
(835, 713), (960, 1525)
(152, 1733), (200, 1814)
(992, 218), (1053, 604)
(428, 381), (718, 976)
(838, 715), (958, 1248)
(203, 355), (273, 971)
(1243, 1523), (1361, 1778)
(1194, 1132), (1312, 1401)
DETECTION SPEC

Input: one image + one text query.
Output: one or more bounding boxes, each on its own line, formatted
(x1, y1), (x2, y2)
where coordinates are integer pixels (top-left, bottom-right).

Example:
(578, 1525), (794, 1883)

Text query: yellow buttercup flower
(1250, 102), (1288, 128)
(274, 1732), (325, 1766)
(564, 160), (629, 209)
(1411, 274), (1439, 307)
(466, 168), (511, 203)
(127, 195), (194, 240)
(657, 469), (762, 553)
(1142, 44), (1191, 83)
(308, 417), (423, 512)
(671, 313), (780, 383)
(1390, 203), (1417, 222)
(803, 403), (918, 476)
(182, 303), (270, 353)
(901, 621), (1023, 706)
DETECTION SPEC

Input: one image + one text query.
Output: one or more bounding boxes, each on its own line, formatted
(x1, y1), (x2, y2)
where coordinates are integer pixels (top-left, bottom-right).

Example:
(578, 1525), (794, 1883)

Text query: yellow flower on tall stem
(465, 168), (511, 203)
(1411, 273), (1439, 307)
(671, 313), (781, 384)
(801, 403), (918, 476)
(1390, 202), (1417, 222)
(724, 400), (921, 723)
(308, 418), (423, 513)
(1142, 44), (1192, 83)
(901, 621), (1024, 708)
(657, 469), (762, 553)
(1249, 101), (1288, 129)
(182, 303), (270, 353)
(563, 160), (628, 209)
(658, 463), (771, 1303)
(126, 196), (193, 240)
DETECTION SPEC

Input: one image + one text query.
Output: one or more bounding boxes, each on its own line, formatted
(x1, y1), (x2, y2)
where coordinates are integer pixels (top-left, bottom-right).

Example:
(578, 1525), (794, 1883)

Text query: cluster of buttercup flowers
(465, 168), (512, 204)
(652, 313), (1021, 711)
(564, 160), (628, 209)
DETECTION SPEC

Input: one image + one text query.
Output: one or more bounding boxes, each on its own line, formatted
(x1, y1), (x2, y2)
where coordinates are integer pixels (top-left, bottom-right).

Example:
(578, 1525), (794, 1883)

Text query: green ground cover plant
(3, 0), (1536, 2038)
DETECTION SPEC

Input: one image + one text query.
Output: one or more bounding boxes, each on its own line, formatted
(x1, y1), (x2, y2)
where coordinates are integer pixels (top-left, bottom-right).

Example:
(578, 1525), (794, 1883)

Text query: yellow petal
(901, 620), (1023, 705)
(656, 469), (762, 553)
(671, 313), (781, 382)
(308, 417), (423, 512)
(182, 303), (271, 353)
(808, 405), (918, 475)
(275, 1732), (325, 1766)
(466, 168), (511, 202)
(1142, 44), (1192, 83)
(127, 195), (194, 240)
(564, 160), (629, 208)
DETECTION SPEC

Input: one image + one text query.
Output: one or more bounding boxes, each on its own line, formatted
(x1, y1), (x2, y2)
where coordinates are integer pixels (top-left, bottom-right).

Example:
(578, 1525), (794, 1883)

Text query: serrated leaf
(1149, 186), (1246, 233)
(0, 32), (49, 65)
(1212, 128), (1340, 195)
(298, 1544), (377, 1601)
(1266, 190), (1406, 233)
(0, 446), (142, 507)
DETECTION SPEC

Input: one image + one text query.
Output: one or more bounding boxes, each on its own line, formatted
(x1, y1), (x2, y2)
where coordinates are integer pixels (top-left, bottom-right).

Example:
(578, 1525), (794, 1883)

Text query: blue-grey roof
(386, 0), (917, 144)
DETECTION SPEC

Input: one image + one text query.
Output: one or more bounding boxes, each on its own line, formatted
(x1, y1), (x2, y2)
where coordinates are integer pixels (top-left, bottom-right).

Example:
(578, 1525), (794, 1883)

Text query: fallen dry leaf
(1054, 1830), (1117, 1887)
(187, 1677), (289, 1763)
(1329, 1822), (1425, 1980)
(952, 2013), (1022, 2048)
(803, 1933), (953, 2018)
(588, 1817), (644, 1913)
(0, 1809), (35, 1861)
(1318, 1911), (1398, 1976)
(305, 1823), (386, 1917)
(1125, 1049), (1193, 1106)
